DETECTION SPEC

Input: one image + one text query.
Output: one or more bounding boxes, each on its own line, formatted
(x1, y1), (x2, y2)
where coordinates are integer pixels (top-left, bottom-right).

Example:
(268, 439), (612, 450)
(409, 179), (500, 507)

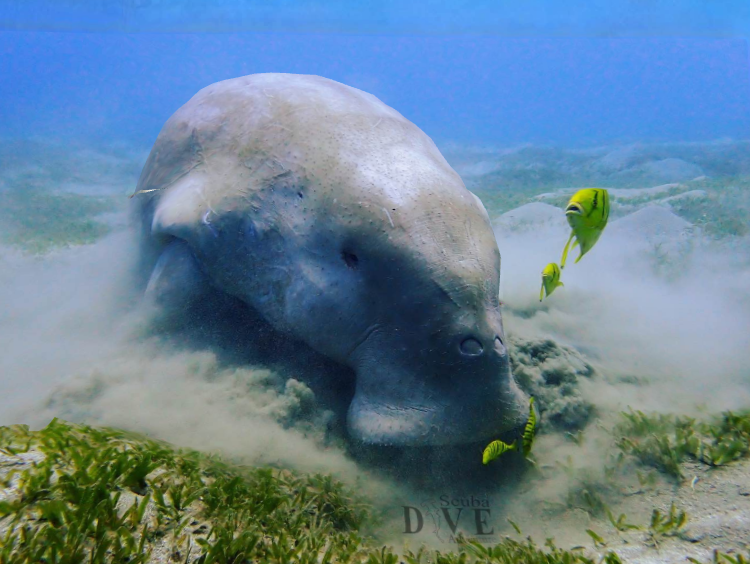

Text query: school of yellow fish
(540, 188), (610, 301)
(482, 396), (538, 465)
(484, 189), (609, 465)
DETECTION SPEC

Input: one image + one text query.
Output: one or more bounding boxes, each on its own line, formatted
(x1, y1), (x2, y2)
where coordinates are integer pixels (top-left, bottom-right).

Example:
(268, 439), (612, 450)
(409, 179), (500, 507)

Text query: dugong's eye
(341, 251), (359, 270)
(245, 221), (257, 241)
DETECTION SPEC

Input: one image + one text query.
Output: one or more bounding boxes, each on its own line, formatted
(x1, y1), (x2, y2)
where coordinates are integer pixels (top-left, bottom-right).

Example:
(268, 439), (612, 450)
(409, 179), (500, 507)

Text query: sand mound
(493, 202), (568, 235)
(609, 205), (696, 244)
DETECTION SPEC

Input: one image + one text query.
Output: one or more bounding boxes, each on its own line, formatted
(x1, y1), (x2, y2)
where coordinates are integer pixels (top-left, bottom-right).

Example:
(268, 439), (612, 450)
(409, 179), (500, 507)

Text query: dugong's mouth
(346, 386), (526, 447)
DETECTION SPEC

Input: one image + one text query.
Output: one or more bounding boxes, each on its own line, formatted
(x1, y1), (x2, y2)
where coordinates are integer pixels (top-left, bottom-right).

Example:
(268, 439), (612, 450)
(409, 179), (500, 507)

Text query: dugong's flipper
(145, 239), (211, 317)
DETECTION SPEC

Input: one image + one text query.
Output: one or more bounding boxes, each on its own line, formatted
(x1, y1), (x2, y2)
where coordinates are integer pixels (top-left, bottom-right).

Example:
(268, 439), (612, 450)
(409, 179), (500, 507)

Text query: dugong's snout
(345, 307), (528, 447)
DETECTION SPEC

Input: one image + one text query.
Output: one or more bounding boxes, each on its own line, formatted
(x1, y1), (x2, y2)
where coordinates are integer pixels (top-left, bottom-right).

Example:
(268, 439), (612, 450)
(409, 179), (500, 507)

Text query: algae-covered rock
(508, 335), (595, 432)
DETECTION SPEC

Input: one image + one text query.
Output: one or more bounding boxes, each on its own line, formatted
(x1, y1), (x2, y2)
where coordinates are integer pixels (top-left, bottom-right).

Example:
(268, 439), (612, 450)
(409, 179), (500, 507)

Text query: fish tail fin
(561, 232), (575, 269)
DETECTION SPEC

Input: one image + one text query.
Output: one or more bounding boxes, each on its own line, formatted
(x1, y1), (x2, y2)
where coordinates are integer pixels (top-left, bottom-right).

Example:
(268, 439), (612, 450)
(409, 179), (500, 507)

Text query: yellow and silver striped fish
(482, 438), (517, 465)
(540, 262), (564, 301)
(482, 396), (540, 465)
(561, 188), (610, 268)
(521, 396), (538, 457)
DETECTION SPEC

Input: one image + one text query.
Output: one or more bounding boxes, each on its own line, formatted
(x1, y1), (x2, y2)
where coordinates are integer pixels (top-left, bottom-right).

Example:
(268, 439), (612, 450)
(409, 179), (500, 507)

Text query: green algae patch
(0, 188), (120, 254)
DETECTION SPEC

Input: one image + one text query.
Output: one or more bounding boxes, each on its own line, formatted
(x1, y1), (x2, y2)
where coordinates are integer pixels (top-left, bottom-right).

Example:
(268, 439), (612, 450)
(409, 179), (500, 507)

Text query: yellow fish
(561, 188), (610, 268)
(539, 263), (564, 301)
(521, 396), (538, 457)
(482, 439), (517, 465)
(482, 397), (539, 465)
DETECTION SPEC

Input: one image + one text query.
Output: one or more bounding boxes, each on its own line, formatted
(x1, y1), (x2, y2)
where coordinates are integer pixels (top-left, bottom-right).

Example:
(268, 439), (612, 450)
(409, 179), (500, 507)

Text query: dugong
(131, 73), (526, 446)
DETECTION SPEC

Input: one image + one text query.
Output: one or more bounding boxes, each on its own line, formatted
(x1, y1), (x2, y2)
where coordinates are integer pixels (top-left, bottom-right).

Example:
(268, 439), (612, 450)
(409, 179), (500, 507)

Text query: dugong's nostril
(494, 336), (507, 356)
(460, 337), (484, 356)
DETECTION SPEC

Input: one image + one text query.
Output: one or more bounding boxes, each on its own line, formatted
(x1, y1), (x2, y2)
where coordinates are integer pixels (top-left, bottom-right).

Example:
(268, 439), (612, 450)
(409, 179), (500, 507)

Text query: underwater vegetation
(552, 408), (750, 525)
(704, 554), (750, 564)
(613, 409), (750, 479)
(581, 502), (688, 550)
(0, 139), (139, 254)
(0, 186), (120, 254)
(4, 419), (746, 563)
(507, 406), (750, 563)
(0, 419), (371, 563)
(666, 178), (750, 239)
(645, 503), (688, 548)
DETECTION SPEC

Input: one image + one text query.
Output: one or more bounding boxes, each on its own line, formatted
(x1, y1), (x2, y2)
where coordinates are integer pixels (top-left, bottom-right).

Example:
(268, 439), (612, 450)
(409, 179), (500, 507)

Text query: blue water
(1, 3), (750, 147)
(3, 0), (750, 36)
(3, 5), (750, 545)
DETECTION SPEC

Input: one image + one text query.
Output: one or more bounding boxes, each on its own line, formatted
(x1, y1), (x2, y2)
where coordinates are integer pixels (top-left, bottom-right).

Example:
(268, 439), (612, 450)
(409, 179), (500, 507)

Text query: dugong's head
(133, 73), (527, 446)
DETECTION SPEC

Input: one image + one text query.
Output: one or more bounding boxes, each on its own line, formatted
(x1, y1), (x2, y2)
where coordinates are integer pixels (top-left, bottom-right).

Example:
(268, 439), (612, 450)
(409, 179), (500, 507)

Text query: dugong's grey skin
(131, 73), (526, 446)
